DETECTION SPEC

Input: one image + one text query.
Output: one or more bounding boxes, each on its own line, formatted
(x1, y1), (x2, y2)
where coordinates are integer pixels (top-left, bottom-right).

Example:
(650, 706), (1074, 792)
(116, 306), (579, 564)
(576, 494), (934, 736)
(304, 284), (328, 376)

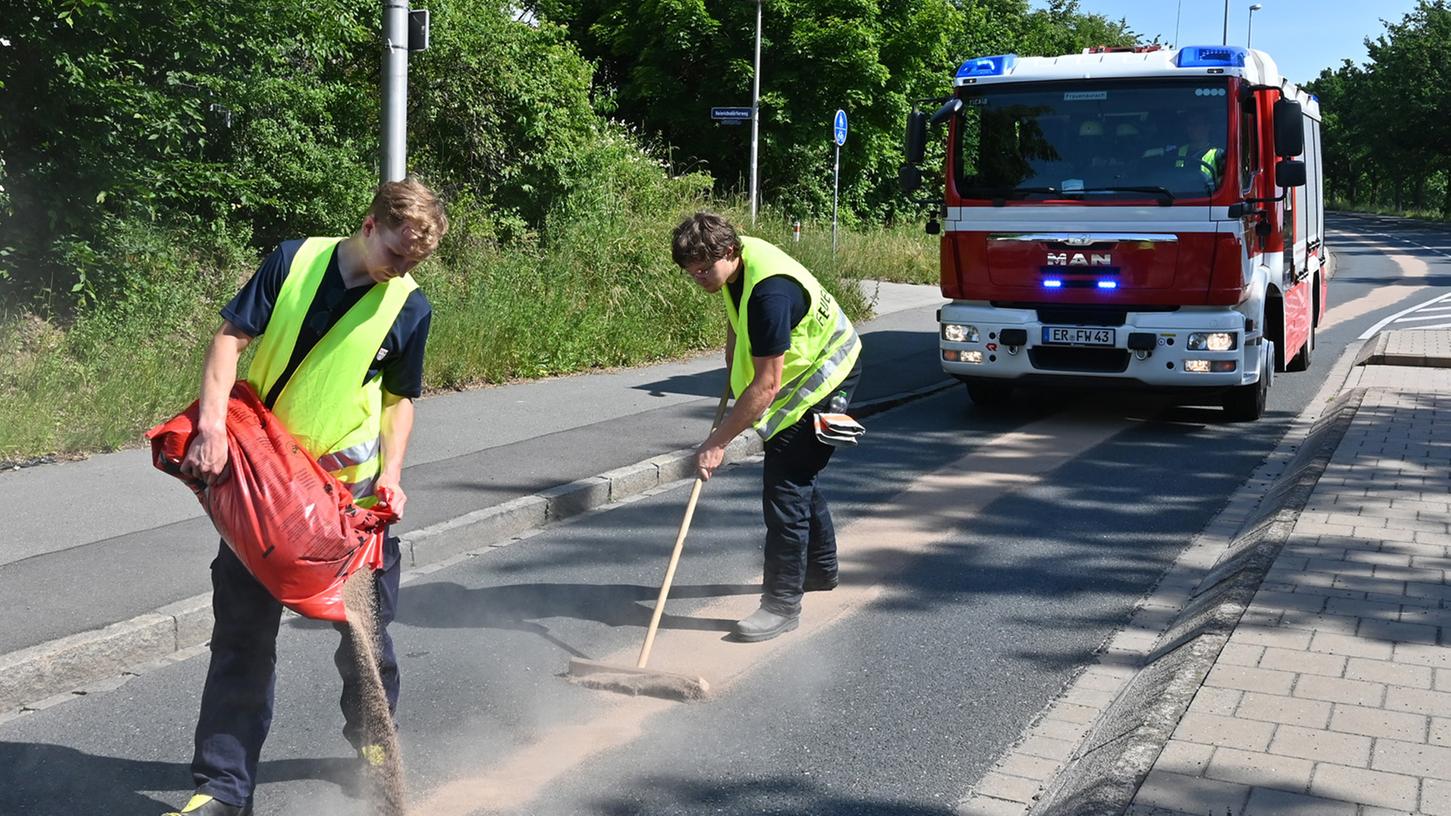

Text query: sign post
(749, 0), (763, 226)
(832, 109), (847, 252)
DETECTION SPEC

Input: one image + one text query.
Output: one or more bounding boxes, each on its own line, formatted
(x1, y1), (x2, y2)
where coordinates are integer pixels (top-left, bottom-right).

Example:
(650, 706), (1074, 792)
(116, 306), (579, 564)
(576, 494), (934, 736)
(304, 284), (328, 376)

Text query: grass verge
(0, 196), (932, 462)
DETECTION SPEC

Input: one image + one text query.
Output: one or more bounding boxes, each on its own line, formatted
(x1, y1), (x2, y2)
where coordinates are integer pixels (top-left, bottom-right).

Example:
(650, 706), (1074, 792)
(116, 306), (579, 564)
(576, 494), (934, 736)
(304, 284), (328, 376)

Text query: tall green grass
(0, 152), (929, 461)
(785, 217), (939, 287)
(1330, 200), (1451, 223)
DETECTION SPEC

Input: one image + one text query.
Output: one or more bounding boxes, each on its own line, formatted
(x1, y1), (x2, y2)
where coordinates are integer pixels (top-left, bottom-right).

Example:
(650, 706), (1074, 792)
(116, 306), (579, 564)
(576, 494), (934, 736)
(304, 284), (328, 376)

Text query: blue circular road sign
(833, 109), (848, 146)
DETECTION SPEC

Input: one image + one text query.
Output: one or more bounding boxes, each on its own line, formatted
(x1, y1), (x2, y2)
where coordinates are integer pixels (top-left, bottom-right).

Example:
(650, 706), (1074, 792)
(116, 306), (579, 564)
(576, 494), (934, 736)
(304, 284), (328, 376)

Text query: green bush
(0, 0), (931, 462)
(0, 130), (901, 461)
(0, 216), (254, 456)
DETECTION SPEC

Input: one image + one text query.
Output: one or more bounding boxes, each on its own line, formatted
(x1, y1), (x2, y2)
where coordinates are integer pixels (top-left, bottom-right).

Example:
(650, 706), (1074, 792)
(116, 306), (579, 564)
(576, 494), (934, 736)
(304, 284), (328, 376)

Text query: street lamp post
(1248, 3), (1263, 48)
(1222, 0), (1230, 45)
(748, 0), (762, 226)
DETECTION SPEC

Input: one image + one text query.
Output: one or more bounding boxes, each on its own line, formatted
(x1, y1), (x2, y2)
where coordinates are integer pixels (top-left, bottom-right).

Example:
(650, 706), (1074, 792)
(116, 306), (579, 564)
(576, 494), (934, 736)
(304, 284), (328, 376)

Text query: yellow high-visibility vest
(246, 237), (416, 503)
(723, 236), (862, 440)
(1177, 144), (1223, 181)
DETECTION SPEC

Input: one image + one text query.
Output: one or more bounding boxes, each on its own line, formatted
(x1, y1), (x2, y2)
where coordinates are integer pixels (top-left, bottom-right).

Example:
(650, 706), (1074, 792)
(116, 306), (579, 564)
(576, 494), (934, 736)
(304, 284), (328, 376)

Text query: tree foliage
(531, 0), (1136, 220)
(1306, 1), (1450, 215)
(0, 0), (626, 303)
(0, 0), (1146, 306)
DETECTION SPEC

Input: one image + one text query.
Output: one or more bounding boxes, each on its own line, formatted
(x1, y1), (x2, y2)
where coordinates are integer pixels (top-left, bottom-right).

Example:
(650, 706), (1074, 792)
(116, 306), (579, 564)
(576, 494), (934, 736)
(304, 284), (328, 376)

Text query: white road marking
(1386, 321), (1451, 332)
(1357, 292), (1451, 340)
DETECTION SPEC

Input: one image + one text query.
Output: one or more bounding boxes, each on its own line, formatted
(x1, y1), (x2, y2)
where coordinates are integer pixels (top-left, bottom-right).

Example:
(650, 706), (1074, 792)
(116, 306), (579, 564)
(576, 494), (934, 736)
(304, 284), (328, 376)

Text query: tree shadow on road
(396, 580), (757, 640)
(580, 773), (954, 816)
(0, 741), (357, 815)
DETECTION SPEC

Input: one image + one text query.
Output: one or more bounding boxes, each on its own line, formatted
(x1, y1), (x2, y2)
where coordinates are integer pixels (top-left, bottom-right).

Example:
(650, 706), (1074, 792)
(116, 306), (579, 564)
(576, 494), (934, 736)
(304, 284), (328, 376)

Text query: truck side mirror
(1273, 99), (1304, 157)
(904, 111), (928, 165)
(899, 164), (923, 195)
(930, 97), (964, 127)
(1275, 159), (1306, 188)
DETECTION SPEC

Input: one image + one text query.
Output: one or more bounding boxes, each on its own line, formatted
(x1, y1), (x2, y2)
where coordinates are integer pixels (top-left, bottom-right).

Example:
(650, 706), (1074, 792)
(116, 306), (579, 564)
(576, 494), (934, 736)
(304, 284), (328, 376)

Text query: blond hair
(368, 176), (449, 259)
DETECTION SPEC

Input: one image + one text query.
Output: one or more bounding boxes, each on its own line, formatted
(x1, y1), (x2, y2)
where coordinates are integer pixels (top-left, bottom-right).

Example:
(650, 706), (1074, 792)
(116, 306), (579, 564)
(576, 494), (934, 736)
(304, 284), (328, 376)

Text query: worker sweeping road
(161, 178), (448, 816)
(672, 212), (864, 643)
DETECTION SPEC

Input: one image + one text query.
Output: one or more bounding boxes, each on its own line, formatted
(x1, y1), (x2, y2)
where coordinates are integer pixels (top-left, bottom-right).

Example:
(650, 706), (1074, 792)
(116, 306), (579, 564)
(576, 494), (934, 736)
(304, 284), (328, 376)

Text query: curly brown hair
(671, 212), (741, 267)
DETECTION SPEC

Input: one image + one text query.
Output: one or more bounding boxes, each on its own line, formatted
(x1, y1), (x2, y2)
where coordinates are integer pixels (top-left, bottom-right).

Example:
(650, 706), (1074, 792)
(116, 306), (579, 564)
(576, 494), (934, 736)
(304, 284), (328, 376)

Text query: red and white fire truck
(901, 45), (1326, 420)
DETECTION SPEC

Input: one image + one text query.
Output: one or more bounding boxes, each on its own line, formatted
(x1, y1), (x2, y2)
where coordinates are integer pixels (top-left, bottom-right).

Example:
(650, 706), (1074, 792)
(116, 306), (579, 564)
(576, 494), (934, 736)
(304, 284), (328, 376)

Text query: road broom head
(565, 657), (710, 702)
(563, 389), (728, 705)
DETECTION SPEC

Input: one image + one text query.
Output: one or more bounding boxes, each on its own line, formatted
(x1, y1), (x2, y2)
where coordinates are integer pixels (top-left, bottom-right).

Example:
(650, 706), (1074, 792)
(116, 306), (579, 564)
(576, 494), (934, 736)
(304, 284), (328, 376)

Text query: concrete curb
(1355, 330), (1451, 370)
(0, 379), (955, 716)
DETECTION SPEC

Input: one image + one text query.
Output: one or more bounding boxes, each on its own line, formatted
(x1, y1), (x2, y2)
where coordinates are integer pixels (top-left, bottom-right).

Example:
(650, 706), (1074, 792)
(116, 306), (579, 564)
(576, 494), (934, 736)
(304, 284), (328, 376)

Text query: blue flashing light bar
(1043, 279), (1064, 289)
(1176, 45), (1248, 68)
(1097, 280), (1119, 289)
(956, 54), (1018, 79)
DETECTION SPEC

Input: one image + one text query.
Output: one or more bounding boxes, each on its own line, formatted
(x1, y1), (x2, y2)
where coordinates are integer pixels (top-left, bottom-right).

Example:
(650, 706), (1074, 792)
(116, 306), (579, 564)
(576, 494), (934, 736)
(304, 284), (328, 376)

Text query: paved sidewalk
(1131, 331), (1451, 816)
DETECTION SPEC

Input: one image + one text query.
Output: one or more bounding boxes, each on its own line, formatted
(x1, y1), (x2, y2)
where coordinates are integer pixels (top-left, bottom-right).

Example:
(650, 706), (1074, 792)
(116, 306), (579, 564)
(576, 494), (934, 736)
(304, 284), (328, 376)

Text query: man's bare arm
(375, 391), (415, 517)
(695, 353), (782, 480)
(180, 321), (252, 484)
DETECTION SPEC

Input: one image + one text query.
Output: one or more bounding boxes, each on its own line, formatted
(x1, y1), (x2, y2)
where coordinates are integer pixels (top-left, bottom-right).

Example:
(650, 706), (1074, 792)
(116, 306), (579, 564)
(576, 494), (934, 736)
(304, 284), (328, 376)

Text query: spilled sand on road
(406, 410), (1133, 816)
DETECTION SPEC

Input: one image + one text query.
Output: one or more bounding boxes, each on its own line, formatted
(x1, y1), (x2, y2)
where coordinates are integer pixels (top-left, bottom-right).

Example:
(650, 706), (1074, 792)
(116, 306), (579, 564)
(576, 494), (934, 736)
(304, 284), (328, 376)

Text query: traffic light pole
(381, 0), (409, 183)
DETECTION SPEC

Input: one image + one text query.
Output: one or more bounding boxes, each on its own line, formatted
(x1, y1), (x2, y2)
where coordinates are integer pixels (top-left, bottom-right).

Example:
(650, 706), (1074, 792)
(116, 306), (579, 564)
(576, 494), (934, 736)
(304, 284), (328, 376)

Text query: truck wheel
(1222, 350), (1270, 422)
(1287, 322), (1314, 372)
(965, 381), (1013, 407)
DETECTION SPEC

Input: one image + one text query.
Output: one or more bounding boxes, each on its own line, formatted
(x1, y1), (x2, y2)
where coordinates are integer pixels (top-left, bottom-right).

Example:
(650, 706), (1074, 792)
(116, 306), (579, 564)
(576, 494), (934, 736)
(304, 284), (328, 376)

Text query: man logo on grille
(1046, 252), (1111, 266)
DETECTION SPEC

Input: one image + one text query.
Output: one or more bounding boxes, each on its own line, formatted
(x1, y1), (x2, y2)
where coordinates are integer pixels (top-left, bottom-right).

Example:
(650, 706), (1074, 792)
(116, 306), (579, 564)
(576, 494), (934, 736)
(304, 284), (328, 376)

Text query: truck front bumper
(939, 302), (1263, 389)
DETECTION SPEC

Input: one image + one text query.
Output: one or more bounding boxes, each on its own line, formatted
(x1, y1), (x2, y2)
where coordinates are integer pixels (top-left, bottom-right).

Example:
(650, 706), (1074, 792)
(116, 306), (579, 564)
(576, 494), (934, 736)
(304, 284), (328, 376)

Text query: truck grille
(1029, 347), (1131, 373)
(1035, 307), (1127, 326)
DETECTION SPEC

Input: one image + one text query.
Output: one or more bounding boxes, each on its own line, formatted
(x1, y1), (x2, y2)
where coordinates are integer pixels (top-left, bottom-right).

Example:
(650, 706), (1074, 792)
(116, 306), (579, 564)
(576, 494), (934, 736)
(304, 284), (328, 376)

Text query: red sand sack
(146, 382), (396, 622)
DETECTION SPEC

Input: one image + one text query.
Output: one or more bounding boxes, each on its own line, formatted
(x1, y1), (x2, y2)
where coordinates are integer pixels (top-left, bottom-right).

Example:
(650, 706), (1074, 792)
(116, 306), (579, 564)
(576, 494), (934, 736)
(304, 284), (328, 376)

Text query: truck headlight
(1187, 332), (1237, 351)
(942, 323), (980, 343)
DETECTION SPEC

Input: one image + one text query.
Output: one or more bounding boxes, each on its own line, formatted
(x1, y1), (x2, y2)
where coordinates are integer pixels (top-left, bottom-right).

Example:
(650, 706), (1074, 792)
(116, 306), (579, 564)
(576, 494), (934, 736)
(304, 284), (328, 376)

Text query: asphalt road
(2, 213), (1448, 815)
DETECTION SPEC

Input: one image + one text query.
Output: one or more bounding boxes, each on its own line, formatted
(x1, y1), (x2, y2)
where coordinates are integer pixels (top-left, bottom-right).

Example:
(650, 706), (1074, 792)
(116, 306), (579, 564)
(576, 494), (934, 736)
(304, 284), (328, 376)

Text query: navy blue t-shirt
(222, 239), (432, 405)
(728, 274), (808, 358)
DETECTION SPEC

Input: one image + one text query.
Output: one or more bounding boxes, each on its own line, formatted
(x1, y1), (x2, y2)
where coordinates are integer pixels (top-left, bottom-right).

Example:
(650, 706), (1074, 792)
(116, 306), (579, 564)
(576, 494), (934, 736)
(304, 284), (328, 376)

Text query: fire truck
(900, 45), (1326, 421)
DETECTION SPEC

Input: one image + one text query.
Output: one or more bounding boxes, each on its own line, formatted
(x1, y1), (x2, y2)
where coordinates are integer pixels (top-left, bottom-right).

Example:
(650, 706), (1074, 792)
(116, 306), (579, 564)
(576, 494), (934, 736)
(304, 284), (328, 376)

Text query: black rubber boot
(731, 606), (801, 642)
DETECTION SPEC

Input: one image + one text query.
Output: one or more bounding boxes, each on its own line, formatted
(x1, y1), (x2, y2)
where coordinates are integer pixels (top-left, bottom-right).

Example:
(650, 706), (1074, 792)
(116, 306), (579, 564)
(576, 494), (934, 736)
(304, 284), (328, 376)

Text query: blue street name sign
(833, 109), (848, 146)
(712, 107), (753, 125)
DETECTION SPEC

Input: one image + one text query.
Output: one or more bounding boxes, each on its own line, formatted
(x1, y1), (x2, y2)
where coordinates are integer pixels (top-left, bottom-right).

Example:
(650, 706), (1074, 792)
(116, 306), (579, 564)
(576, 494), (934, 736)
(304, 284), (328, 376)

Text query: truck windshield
(954, 79), (1232, 201)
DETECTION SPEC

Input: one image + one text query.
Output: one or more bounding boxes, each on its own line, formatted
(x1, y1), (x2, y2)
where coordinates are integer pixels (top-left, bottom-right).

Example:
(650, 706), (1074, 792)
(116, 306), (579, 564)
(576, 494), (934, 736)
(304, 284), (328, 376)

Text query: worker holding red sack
(162, 178), (448, 816)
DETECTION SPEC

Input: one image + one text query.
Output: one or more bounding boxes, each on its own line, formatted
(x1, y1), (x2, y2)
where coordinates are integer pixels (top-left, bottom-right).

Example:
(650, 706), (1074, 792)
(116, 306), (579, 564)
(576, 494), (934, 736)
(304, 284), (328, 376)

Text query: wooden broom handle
(637, 386), (732, 669)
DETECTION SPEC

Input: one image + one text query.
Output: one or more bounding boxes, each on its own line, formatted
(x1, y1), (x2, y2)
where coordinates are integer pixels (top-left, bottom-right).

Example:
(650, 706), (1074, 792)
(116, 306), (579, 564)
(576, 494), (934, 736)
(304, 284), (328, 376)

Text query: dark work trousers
(191, 533), (401, 807)
(759, 360), (861, 616)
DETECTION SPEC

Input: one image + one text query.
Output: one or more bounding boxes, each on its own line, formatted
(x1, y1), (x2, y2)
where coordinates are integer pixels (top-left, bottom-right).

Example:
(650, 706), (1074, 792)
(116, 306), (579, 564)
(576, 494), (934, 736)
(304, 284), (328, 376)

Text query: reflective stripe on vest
(723, 236), (862, 440)
(756, 311), (861, 440)
(316, 436), (381, 474)
(244, 237), (416, 502)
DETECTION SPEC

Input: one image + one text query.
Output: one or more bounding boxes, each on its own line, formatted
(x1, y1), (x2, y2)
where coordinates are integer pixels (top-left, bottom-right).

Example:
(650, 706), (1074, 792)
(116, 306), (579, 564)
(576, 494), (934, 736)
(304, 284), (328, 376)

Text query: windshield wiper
(1003, 185), (1176, 206)
(1077, 186), (1177, 205)
(1005, 186), (1062, 198)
